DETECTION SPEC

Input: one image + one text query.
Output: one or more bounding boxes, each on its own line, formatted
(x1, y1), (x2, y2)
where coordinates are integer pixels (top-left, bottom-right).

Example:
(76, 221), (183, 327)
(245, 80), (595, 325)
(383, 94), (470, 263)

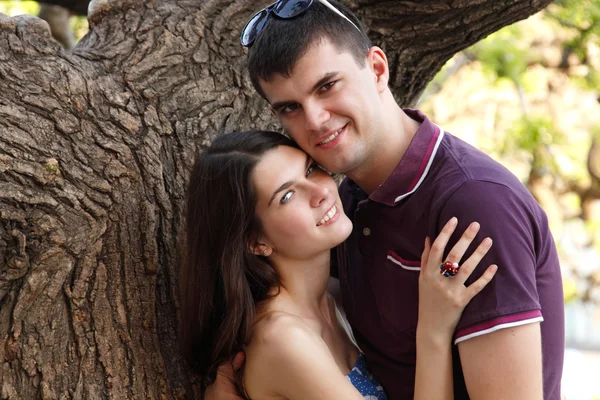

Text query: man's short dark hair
(247, 0), (372, 99)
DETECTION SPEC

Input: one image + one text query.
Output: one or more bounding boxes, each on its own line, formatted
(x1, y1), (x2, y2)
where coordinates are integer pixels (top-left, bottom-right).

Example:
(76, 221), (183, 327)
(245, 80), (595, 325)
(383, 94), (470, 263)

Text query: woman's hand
(417, 217), (498, 343)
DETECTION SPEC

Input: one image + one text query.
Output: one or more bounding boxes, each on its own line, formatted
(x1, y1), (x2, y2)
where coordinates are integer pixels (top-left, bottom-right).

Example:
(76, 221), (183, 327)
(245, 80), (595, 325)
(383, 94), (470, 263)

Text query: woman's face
(252, 145), (353, 261)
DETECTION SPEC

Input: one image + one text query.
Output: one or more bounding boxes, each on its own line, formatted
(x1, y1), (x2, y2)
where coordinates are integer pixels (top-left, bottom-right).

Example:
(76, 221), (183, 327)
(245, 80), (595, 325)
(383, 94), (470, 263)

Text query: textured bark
(0, 0), (552, 398)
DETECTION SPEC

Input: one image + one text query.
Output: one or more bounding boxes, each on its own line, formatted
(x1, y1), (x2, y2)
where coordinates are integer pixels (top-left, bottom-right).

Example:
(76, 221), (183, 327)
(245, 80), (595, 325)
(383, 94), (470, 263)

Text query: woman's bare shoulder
(243, 311), (328, 398)
(249, 310), (321, 352)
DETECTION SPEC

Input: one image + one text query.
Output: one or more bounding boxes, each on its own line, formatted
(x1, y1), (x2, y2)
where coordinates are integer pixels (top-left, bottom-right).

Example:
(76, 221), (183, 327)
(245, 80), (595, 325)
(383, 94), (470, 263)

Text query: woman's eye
(306, 163), (322, 177)
(280, 191), (293, 204)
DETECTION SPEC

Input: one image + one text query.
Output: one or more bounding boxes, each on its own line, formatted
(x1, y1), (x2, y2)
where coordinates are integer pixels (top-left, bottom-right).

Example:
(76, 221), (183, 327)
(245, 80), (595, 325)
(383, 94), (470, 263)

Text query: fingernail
(470, 222), (480, 231)
(490, 265), (498, 273)
(483, 237), (492, 247)
(450, 217), (458, 226)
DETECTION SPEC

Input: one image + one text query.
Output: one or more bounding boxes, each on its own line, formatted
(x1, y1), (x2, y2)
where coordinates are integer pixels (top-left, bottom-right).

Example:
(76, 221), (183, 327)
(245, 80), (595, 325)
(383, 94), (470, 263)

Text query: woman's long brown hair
(179, 131), (298, 393)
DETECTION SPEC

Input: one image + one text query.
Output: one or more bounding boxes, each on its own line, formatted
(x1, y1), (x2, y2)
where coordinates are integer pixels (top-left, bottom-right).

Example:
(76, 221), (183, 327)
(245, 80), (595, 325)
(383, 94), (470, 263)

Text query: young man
(210, 0), (564, 398)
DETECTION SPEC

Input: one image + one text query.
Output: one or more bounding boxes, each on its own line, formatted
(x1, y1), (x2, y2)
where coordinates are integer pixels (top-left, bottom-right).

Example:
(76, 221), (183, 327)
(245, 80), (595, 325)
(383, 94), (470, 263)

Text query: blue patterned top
(346, 353), (388, 399)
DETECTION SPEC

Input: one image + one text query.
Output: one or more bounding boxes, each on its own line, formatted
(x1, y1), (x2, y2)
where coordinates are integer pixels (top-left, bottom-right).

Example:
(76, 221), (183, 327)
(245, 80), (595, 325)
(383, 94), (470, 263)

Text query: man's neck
(349, 106), (421, 195)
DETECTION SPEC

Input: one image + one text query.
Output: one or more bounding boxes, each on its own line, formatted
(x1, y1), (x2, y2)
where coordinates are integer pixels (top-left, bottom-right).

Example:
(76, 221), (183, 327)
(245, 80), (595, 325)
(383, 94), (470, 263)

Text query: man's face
(259, 39), (388, 177)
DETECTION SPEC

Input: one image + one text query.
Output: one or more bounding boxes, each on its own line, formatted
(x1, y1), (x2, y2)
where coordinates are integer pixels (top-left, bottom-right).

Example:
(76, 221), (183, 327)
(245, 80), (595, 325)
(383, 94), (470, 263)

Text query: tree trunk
(0, 0), (552, 398)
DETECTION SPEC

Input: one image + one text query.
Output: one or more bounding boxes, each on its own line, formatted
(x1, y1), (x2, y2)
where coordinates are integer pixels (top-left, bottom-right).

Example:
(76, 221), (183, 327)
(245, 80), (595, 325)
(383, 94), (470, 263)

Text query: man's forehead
(261, 69), (337, 98)
(260, 51), (354, 102)
(292, 39), (350, 71)
(270, 39), (351, 76)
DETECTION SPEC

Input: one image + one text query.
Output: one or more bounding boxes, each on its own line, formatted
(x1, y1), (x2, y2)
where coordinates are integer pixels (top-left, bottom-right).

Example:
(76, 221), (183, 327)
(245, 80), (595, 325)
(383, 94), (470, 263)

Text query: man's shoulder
(427, 133), (545, 223)
(434, 132), (527, 193)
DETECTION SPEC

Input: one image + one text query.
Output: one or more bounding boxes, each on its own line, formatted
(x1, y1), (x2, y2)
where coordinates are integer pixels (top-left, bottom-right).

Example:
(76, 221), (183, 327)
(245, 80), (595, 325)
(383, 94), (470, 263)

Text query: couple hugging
(179, 1), (565, 399)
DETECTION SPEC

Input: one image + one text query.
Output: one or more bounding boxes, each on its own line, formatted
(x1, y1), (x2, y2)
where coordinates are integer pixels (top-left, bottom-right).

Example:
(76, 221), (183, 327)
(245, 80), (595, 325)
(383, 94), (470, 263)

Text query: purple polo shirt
(337, 109), (564, 399)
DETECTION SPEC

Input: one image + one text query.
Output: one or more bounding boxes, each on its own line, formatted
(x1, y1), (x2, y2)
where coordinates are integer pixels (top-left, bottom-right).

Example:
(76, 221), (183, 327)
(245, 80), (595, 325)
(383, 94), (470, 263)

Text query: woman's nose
(309, 182), (330, 208)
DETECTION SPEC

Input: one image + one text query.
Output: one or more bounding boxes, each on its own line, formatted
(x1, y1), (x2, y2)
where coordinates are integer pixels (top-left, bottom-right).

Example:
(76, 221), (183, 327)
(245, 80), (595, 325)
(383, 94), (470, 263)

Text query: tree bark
(0, 0), (552, 398)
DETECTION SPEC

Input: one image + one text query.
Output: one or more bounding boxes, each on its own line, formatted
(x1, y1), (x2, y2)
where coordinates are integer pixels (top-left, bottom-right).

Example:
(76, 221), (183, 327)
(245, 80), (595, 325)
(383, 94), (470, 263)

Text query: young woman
(179, 130), (498, 399)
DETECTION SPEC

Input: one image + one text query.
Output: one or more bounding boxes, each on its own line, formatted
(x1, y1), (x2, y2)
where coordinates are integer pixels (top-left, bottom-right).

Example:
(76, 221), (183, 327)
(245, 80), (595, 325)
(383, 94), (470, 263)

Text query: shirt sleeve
(436, 180), (545, 344)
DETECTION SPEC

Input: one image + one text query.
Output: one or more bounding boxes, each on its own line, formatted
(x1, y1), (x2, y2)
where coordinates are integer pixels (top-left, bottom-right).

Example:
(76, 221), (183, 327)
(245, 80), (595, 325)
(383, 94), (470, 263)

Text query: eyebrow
(270, 71), (340, 112)
(310, 71), (339, 93)
(268, 154), (312, 206)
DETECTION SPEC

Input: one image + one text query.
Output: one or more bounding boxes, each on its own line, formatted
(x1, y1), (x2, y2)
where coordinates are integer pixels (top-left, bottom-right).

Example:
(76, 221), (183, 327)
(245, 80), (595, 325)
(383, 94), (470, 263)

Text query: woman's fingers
(428, 219), (497, 295)
(463, 264), (498, 301)
(445, 221), (481, 264)
(456, 237), (493, 285)
(429, 217), (458, 263)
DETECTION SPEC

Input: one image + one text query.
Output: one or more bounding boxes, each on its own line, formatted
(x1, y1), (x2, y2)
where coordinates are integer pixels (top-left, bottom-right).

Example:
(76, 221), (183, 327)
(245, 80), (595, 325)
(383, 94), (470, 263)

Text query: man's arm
(204, 352), (245, 400)
(415, 220), (498, 400)
(436, 180), (558, 399)
(458, 323), (543, 399)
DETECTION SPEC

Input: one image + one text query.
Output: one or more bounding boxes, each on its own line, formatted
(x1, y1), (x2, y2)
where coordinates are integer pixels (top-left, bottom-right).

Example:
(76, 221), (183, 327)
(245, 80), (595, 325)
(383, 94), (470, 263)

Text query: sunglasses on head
(240, 0), (362, 47)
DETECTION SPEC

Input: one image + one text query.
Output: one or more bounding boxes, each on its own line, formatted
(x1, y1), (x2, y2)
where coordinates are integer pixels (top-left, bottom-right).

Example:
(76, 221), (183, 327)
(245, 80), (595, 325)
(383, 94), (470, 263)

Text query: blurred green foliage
(547, 0), (600, 90)
(504, 116), (564, 172)
(422, 0), (600, 308)
(563, 277), (579, 303)
(0, 1), (40, 15)
(471, 0), (598, 170)
(0, 1), (88, 42)
(469, 26), (529, 87)
(549, 0), (600, 52)
(71, 14), (88, 40)
(470, 0), (600, 90)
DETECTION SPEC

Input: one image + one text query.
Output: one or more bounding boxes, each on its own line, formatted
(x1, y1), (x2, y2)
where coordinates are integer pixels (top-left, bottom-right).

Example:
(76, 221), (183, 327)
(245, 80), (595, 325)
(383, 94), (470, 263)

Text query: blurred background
(1, 0), (598, 398)
(418, 1), (600, 398)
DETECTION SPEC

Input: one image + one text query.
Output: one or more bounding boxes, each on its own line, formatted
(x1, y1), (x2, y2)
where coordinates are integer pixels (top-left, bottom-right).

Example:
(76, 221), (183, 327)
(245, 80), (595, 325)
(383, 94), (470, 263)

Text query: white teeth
(319, 128), (342, 145)
(318, 205), (337, 226)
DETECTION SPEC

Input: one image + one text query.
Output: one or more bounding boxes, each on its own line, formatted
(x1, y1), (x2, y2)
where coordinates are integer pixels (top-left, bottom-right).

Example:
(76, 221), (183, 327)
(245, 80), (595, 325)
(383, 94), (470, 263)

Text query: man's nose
(304, 101), (330, 131)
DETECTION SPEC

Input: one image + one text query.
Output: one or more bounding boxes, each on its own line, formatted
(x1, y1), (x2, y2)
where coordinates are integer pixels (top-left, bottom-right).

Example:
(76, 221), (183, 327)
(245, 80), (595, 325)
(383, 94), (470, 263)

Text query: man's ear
(366, 46), (389, 93)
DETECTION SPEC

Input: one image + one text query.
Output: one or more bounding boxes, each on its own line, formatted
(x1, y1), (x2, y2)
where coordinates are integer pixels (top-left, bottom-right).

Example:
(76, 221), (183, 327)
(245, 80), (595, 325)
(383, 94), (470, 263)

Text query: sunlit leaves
(469, 26), (529, 85)
(0, 1), (40, 15)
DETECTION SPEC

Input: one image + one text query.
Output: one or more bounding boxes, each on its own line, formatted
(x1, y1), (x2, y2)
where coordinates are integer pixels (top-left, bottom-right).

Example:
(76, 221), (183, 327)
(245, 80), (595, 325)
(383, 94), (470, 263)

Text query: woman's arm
(414, 218), (497, 400)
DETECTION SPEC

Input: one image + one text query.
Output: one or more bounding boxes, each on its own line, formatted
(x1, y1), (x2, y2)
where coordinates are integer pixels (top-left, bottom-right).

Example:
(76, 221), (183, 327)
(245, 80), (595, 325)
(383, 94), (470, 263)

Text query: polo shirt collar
(346, 109), (445, 207)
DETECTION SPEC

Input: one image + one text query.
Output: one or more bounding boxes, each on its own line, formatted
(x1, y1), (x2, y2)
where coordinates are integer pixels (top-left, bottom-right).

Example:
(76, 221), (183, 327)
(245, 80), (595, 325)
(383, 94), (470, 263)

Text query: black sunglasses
(240, 0), (361, 47)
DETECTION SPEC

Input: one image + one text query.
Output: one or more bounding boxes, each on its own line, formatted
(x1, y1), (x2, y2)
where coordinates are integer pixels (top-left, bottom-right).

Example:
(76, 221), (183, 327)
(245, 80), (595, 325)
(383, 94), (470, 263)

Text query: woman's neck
(265, 250), (332, 318)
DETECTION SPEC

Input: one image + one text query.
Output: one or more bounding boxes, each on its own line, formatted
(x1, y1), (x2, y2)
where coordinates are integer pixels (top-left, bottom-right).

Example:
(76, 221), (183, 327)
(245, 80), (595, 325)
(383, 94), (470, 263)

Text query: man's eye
(282, 103), (300, 113)
(319, 81), (335, 92)
(280, 191), (293, 204)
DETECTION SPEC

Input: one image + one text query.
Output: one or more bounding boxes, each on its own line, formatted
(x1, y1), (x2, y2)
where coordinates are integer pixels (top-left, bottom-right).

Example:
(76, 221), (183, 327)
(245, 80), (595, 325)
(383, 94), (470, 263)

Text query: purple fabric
(337, 109), (564, 399)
